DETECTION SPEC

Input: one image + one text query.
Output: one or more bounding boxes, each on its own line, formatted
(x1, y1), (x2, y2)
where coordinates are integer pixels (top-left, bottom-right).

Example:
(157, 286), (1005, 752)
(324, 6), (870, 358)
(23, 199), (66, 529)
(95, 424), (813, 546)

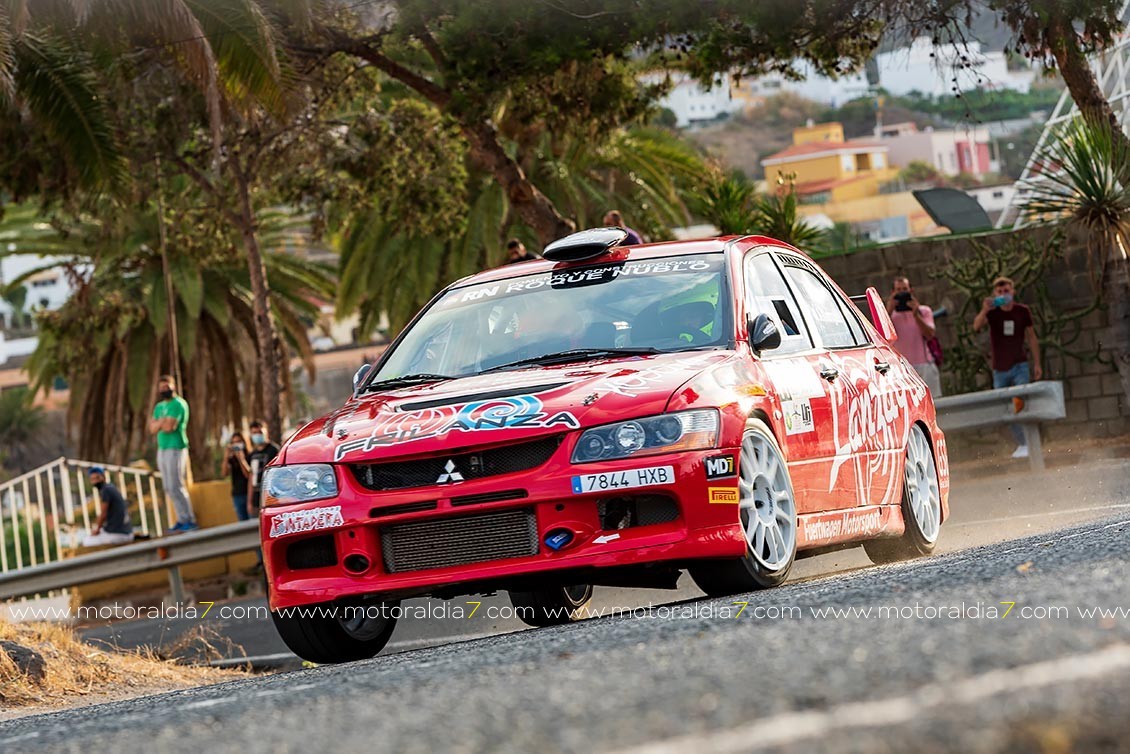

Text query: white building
(656, 37), (1037, 124)
(0, 254), (74, 330)
(874, 37), (1035, 98)
(967, 183), (1017, 222)
(655, 73), (745, 127)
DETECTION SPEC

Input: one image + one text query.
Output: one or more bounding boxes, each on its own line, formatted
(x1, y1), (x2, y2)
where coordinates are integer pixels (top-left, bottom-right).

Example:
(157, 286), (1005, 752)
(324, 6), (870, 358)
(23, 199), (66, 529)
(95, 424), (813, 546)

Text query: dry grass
(0, 618), (244, 710)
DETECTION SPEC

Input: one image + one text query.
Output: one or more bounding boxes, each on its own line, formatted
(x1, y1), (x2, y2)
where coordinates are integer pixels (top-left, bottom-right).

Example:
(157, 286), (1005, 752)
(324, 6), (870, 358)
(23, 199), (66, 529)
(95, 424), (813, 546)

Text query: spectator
(149, 374), (197, 531)
(503, 238), (539, 265)
(973, 276), (1043, 459)
(223, 432), (252, 521)
(886, 276), (942, 396)
(82, 467), (134, 546)
(247, 420), (280, 515)
(602, 210), (643, 245)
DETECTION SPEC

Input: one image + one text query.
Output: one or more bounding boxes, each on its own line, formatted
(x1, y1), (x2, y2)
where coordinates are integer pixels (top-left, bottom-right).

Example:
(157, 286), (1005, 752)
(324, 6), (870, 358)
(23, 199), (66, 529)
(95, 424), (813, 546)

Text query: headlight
(262, 464), (338, 506)
(571, 409), (719, 463)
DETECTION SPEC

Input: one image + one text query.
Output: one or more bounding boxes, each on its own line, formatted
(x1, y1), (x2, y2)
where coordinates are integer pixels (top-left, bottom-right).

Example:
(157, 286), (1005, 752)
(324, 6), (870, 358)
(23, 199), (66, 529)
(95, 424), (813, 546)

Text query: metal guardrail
(1, 457), (168, 575)
(0, 384), (1068, 604)
(0, 520), (260, 603)
(934, 381), (1067, 471)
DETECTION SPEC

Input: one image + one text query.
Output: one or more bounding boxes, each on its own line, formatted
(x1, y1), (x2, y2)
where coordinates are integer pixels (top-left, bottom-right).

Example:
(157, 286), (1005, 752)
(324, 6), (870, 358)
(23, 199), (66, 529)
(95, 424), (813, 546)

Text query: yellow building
(760, 122), (939, 240)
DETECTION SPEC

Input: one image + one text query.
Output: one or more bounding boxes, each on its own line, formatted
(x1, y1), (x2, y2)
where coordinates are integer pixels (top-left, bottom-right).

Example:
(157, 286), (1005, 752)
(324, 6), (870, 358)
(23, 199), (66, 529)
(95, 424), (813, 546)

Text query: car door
(776, 253), (877, 510)
(743, 250), (853, 513)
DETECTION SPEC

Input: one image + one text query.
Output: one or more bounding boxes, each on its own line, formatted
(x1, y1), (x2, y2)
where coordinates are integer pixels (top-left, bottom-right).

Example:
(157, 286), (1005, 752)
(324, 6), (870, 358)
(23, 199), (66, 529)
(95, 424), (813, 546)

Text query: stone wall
(817, 226), (1129, 447)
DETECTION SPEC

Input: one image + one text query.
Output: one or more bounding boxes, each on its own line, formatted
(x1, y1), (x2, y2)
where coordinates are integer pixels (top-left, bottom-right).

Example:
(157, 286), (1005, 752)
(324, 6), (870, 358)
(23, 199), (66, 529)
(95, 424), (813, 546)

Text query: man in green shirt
(149, 374), (197, 531)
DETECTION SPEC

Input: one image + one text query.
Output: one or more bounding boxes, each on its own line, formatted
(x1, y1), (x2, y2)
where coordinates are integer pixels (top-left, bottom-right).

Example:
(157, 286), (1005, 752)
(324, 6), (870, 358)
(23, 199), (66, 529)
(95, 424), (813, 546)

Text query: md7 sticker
(572, 465), (673, 493)
(704, 455), (736, 480)
(269, 505), (344, 539)
(782, 399), (814, 435)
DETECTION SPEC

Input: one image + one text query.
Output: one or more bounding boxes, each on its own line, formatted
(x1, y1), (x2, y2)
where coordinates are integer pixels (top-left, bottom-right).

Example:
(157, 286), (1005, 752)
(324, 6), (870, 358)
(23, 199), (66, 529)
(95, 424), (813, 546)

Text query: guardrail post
(168, 566), (186, 605)
(1023, 423), (1045, 472)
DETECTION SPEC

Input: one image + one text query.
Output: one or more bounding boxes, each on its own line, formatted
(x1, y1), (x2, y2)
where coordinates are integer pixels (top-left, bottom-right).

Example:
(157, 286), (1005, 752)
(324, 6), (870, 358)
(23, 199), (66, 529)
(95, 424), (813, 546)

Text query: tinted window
(743, 252), (812, 355)
(783, 266), (863, 349)
(374, 255), (730, 380)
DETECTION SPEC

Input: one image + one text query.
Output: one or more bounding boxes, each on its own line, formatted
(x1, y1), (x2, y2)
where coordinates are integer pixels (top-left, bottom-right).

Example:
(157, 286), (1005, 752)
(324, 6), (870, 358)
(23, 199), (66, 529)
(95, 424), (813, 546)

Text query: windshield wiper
(362, 373), (455, 392)
(483, 347), (663, 373)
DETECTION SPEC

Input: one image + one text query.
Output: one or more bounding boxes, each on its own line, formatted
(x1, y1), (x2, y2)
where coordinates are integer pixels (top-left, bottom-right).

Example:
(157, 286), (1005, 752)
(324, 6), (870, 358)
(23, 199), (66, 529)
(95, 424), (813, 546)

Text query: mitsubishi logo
(436, 459), (464, 484)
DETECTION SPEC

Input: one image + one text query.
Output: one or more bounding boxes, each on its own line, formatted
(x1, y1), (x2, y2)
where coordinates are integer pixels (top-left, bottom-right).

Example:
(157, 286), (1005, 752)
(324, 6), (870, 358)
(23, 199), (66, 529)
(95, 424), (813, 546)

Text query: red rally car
(261, 228), (950, 663)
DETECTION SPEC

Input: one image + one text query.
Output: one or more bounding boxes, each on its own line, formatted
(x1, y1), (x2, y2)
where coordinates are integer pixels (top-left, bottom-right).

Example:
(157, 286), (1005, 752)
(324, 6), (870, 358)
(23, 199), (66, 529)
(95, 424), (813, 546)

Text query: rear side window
(781, 264), (867, 350)
(743, 252), (813, 355)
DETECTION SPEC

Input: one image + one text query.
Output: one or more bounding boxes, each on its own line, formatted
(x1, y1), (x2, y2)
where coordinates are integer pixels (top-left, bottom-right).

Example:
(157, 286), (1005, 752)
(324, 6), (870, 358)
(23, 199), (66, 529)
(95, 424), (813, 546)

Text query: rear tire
(864, 424), (942, 564)
(271, 599), (398, 664)
(509, 584), (594, 627)
(690, 420), (797, 597)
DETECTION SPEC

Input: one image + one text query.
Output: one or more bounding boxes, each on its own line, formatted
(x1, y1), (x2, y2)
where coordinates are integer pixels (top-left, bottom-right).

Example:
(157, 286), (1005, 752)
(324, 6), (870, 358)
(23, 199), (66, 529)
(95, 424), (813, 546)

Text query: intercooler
(380, 508), (539, 573)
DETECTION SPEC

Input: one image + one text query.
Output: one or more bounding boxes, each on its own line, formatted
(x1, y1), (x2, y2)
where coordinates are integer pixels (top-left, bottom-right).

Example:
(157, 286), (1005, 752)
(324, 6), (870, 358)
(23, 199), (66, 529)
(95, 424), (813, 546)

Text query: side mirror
(352, 363), (371, 394)
(748, 313), (782, 354)
(865, 287), (898, 343)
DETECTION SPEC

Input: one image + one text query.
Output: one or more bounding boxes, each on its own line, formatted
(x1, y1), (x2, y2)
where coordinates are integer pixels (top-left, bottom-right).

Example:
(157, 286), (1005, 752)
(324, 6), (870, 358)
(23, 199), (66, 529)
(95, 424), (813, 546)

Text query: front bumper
(262, 446), (747, 610)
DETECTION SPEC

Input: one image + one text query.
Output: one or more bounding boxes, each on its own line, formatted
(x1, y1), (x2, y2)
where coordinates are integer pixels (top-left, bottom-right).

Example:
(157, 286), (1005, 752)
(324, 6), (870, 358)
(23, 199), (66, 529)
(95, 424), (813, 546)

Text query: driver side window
(743, 252), (813, 356)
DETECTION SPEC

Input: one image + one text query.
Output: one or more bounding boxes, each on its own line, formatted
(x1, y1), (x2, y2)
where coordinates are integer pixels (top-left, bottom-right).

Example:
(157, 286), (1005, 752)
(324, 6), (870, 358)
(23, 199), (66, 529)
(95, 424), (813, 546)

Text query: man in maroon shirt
(972, 276), (1043, 459)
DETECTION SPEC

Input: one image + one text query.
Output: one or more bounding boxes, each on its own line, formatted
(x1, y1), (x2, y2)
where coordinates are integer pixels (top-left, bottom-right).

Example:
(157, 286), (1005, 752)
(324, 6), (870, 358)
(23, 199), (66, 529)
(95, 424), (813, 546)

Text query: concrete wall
(816, 226), (1130, 452)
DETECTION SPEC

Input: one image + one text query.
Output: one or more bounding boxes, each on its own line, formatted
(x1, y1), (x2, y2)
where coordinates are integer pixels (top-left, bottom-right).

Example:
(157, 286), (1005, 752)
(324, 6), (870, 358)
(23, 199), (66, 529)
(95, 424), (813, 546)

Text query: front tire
(690, 420), (797, 597)
(864, 423), (942, 564)
(509, 584), (594, 627)
(271, 599), (399, 664)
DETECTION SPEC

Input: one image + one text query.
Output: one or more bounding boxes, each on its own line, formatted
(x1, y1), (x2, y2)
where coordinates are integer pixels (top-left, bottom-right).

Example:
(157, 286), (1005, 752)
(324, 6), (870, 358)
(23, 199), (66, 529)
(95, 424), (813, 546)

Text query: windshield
(370, 254), (731, 383)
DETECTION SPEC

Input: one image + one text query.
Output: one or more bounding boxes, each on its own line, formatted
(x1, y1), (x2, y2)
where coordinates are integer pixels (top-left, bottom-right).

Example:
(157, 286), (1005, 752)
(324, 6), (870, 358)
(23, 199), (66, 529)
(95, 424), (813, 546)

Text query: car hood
(283, 351), (733, 464)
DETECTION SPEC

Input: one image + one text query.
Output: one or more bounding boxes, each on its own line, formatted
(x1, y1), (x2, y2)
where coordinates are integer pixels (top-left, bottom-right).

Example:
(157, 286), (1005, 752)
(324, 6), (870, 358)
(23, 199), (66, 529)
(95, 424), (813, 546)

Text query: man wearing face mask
(973, 276), (1043, 459)
(247, 420), (280, 516)
(149, 375), (197, 531)
(82, 467), (134, 546)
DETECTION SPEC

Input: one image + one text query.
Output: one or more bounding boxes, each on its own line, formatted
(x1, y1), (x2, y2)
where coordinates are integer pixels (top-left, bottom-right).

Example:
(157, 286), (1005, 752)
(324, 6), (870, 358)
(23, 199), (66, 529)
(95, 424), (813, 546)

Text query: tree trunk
(461, 121), (575, 247)
(1107, 254), (1130, 406)
(233, 163), (283, 442)
(327, 39), (575, 248)
(1045, 15), (1130, 154)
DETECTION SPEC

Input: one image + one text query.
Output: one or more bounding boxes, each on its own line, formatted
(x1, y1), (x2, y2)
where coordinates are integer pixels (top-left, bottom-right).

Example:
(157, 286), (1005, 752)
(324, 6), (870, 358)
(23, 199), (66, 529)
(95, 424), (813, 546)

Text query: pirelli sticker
(708, 487), (740, 504)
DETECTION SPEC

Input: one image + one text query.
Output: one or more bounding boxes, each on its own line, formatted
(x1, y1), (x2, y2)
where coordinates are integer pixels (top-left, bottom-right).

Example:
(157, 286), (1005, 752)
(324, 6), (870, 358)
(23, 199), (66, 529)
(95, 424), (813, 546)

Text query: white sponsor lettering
(269, 506), (345, 539)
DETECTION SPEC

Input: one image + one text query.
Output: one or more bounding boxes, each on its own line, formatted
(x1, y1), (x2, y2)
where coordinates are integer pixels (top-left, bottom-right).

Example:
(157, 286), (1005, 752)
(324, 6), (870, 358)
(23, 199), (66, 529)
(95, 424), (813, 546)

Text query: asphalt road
(78, 458), (1130, 667)
(3, 509), (1129, 752)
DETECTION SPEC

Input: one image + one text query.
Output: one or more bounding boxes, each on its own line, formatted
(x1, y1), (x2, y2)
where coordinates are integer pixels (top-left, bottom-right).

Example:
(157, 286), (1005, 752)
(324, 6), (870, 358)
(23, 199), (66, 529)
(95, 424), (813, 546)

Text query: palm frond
(12, 33), (126, 190)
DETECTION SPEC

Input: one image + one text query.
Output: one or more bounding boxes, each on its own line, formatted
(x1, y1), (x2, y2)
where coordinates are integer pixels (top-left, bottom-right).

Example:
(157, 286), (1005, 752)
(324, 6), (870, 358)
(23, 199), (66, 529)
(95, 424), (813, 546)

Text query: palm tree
(1, 1), (306, 443)
(694, 172), (827, 248)
(337, 127), (710, 337)
(1020, 116), (1130, 404)
(3, 204), (335, 469)
(0, 387), (45, 473)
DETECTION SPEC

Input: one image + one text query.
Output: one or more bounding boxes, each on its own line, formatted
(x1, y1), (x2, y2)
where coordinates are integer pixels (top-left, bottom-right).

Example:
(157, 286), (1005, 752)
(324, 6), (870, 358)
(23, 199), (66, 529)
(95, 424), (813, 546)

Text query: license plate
(571, 465), (674, 494)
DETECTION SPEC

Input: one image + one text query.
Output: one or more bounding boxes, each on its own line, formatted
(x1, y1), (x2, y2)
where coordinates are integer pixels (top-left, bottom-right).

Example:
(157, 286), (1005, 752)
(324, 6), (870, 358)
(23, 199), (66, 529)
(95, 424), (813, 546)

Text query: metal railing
(0, 520), (259, 602)
(0, 457), (167, 575)
(934, 381), (1067, 471)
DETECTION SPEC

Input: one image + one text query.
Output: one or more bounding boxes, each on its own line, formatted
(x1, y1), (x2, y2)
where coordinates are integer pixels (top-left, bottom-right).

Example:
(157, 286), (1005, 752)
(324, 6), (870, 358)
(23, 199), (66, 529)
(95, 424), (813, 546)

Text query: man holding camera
(887, 276), (942, 396)
(973, 276), (1042, 459)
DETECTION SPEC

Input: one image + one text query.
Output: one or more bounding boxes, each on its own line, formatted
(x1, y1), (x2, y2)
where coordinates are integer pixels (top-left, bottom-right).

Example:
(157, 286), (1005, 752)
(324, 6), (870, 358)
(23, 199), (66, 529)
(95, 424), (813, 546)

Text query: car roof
(450, 235), (806, 289)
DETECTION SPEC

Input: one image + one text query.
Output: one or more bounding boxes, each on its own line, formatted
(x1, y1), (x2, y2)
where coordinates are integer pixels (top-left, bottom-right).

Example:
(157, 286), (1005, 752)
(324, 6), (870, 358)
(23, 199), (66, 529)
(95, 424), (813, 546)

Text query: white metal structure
(998, 1), (1130, 228)
(0, 458), (167, 575)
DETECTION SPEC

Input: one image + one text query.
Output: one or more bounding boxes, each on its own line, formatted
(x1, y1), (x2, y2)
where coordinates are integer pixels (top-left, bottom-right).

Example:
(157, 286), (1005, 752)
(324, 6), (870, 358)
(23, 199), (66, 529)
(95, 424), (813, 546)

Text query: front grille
(286, 535), (337, 570)
(351, 436), (562, 492)
(450, 489), (528, 507)
(381, 509), (538, 573)
(369, 500), (438, 518)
